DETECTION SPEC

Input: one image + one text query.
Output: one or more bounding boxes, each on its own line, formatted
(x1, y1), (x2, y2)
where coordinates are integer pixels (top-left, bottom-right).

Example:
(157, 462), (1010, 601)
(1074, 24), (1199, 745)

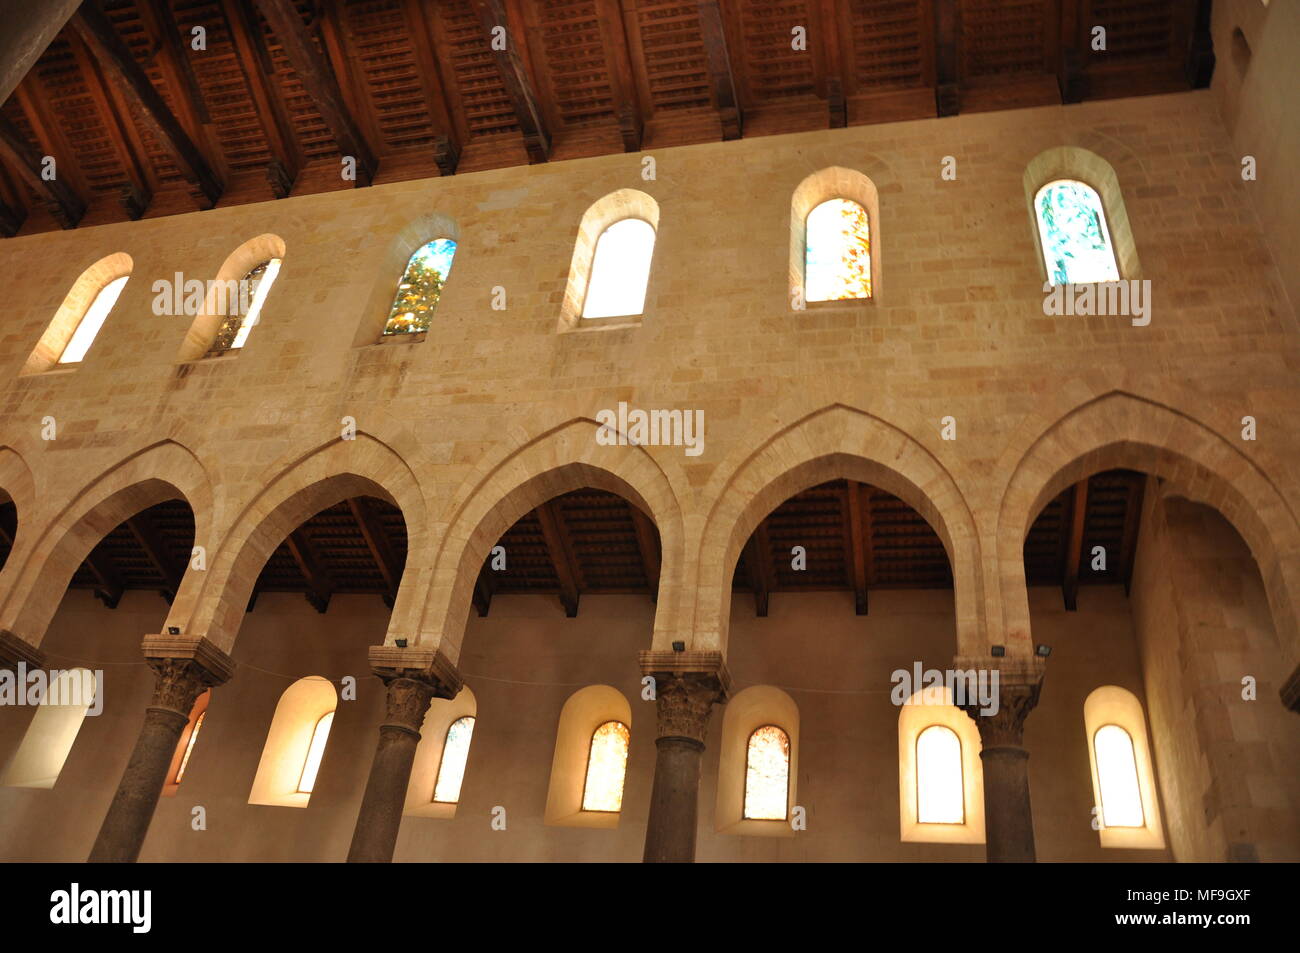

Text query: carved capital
(0, 629), (45, 673)
(368, 644), (462, 736)
(141, 634), (234, 717)
(956, 655), (1046, 749)
(1282, 662), (1300, 715)
(640, 650), (731, 744)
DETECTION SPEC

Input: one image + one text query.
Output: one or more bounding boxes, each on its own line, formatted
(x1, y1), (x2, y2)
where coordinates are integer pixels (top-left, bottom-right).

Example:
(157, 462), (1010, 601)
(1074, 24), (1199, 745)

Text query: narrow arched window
(582, 219), (655, 318)
(296, 710), (333, 794)
(581, 720), (630, 812)
(743, 724), (790, 820)
(1094, 724), (1144, 828)
(209, 257), (282, 354)
(805, 198), (871, 302)
(1034, 180), (1120, 285)
(174, 710), (206, 785)
(60, 275), (128, 364)
(916, 724), (964, 823)
(0, 668), (98, 789)
(384, 238), (457, 335)
(433, 715), (475, 804)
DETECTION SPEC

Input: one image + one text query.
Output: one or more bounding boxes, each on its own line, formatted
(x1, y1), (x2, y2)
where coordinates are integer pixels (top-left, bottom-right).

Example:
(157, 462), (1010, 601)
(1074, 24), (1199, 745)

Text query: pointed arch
(695, 404), (981, 656)
(22, 252), (133, 375)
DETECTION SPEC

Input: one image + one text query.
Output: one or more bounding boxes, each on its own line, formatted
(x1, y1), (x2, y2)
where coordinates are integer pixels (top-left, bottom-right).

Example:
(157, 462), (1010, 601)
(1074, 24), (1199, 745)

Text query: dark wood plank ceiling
(0, 469), (1147, 619)
(0, 0), (1212, 236)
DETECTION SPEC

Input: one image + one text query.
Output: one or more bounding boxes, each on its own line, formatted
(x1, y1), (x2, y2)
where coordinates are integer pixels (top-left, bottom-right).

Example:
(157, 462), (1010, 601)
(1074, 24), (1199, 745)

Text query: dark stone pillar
(89, 636), (232, 863)
(347, 646), (461, 863)
(640, 651), (730, 863)
(960, 657), (1045, 863)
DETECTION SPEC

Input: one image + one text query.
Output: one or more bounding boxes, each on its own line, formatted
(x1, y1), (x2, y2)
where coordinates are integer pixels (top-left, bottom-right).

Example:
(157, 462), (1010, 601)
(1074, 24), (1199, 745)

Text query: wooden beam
(82, 547), (124, 610)
(844, 482), (869, 615)
(0, 197), (24, 237)
(126, 512), (184, 602)
(1057, 0), (1087, 103)
(536, 500), (580, 617)
(697, 0), (742, 139)
(813, 0), (847, 127)
(251, 0), (376, 185)
(403, 0), (463, 174)
(285, 528), (332, 613)
(0, 113), (85, 228)
(348, 498), (402, 607)
(1185, 0), (1215, 88)
(594, 0), (643, 151)
(222, 0), (301, 197)
(473, 568), (493, 617)
(743, 520), (774, 617)
(629, 504), (661, 601)
(70, 2), (223, 208)
(473, 0), (550, 163)
(1062, 479), (1088, 611)
(1120, 474), (1147, 596)
(934, 0), (960, 116)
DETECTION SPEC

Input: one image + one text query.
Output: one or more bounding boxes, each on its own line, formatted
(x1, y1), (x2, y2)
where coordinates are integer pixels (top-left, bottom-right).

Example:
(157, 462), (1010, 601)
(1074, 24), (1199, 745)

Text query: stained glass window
(743, 724), (790, 820)
(805, 198), (871, 302)
(1035, 180), (1120, 285)
(174, 710), (206, 785)
(582, 218), (655, 318)
(210, 258), (281, 353)
(296, 710), (333, 794)
(433, 715), (475, 804)
(1094, 724), (1144, 828)
(916, 724), (964, 824)
(384, 239), (457, 335)
(581, 720), (630, 812)
(60, 275), (128, 364)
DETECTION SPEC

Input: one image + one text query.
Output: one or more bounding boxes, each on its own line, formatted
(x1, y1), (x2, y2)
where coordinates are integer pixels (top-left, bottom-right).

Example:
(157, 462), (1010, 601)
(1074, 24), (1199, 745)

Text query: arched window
(175, 711), (205, 785)
(296, 711), (334, 794)
(164, 688), (211, 795)
(60, 276), (128, 364)
(433, 715), (475, 804)
(1094, 724), (1144, 828)
(1034, 180), (1120, 285)
(383, 238), (457, 335)
(582, 219), (655, 319)
(805, 198), (871, 302)
(1083, 686), (1164, 849)
(916, 724), (964, 824)
(743, 724), (790, 820)
(1, 668), (99, 789)
(208, 257), (282, 354)
(581, 720), (630, 812)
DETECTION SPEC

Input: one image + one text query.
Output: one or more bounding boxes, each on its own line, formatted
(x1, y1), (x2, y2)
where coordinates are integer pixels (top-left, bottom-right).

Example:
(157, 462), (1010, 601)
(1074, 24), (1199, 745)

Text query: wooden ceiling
(0, 469), (1148, 619)
(0, 0), (1212, 236)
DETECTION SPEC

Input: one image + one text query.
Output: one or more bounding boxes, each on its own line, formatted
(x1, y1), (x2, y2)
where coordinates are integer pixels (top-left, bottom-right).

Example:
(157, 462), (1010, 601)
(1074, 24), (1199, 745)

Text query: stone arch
(0, 445), (36, 524)
(418, 417), (687, 663)
(22, 251), (134, 375)
(997, 390), (1300, 665)
(695, 404), (982, 656)
(0, 439), (213, 646)
(558, 188), (659, 330)
(176, 233), (286, 362)
(790, 166), (882, 305)
(178, 432), (426, 653)
(1023, 146), (1142, 281)
(352, 210), (461, 345)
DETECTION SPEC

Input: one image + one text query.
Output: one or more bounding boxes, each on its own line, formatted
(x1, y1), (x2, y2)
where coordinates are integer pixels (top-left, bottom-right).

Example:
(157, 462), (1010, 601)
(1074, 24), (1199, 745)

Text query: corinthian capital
(141, 635), (234, 716)
(955, 655), (1046, 749)
(640, 650), (731, 744)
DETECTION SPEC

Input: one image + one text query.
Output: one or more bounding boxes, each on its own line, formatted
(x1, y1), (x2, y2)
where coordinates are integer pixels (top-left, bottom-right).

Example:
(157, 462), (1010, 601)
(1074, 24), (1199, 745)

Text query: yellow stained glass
(581, 720), (630, 812)
(743, 724), (790, 820)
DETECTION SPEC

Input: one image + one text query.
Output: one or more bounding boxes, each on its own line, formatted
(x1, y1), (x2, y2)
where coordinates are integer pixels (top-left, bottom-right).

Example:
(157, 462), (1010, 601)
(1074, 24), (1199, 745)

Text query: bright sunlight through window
(916, 724), (964, 824)
(1094, 724), (1144, 828)
(60, 275), (128, 364)
(582, 219), (655, 318)
(296, 710), (333, 795)
(433, 715), (475, 804)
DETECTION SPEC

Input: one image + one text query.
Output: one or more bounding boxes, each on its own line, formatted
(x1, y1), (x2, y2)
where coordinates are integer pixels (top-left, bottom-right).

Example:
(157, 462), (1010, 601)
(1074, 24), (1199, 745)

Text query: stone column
(347, 645), (461, 863)
(959, 656), (1046, 863)
(89, 635), (233, 863)
(640, 650), (730, 863)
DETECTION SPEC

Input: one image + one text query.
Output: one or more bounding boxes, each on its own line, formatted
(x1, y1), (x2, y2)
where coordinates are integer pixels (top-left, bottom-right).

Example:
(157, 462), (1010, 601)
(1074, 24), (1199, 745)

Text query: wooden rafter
(473, 0), (550, 163)
(473, 568), (493, 617)
(285, 528), (332, 613)
(0, 112), (85, 228)
(1062, 479), (1089, 611)
(743, 520), (774, 617)
(1057, 0), (1086, 103)
(697, 0), (742, 140)
(594, 0), (643, 151)
(1186, 0), (1215, 88)
(629, 504), (661, 601)
(814, 0), (847, 127)
(222, 0), (301, 197)
(126, 511), (184, 601)
(843, 481), (869, 616)
(251, 0), (377, 186)
(536, 499), (580, 617)
(348, 497), (401, 607)
(70, 1), (223, 208)
(402, 0), (463, 175)
(83, 548), (125, 610)
(934, 0), (960, 116)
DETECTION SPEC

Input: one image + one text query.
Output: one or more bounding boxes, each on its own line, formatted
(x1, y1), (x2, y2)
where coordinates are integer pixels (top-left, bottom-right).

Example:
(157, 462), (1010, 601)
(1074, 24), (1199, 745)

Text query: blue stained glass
(1035, 180), (1120, 285)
